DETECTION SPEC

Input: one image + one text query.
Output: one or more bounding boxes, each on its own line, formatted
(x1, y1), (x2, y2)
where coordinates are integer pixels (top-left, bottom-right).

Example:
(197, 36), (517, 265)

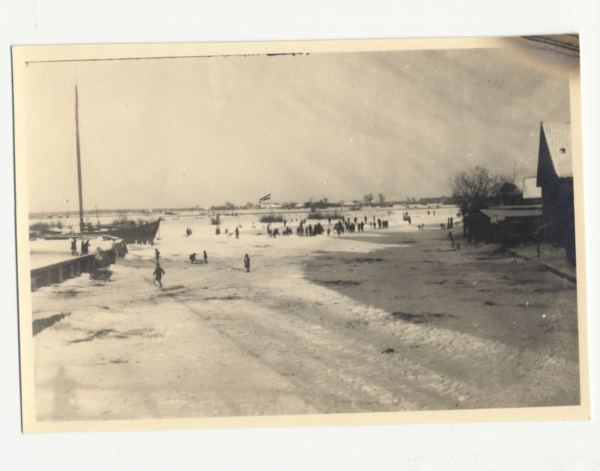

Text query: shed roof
(480, 206), (542, 222)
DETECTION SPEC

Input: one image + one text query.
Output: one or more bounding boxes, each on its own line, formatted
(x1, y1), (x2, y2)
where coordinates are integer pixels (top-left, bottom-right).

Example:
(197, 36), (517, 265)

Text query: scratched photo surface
(14, 37), (588, 432)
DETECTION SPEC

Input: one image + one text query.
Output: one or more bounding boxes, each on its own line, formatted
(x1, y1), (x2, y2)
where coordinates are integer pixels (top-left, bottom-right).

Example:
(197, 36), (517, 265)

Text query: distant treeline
(30, 196), (455, 219)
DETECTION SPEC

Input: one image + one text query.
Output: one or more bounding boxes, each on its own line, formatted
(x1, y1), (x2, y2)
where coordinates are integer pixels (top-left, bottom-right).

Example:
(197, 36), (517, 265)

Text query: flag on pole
(259, 193), (271, 203)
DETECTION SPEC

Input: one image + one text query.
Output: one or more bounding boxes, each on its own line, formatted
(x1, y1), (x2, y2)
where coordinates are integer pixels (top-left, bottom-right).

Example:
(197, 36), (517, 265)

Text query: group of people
(262, 215), (392, 239)
(215, 226), (241, 238)
(70, 238), (91, 256)
(150, 212), (400, 289)
(295, 221), (325, 237)
(189, 251), (208, 264)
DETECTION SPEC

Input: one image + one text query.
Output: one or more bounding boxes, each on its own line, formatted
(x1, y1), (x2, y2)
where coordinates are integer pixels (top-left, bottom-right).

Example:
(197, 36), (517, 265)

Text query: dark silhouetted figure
(70, 238), (79, 256)
(190, 253), (197, 263)
(155, 249), (160, 263)
(153, 264), (165, 288)
(204, 250), (208, 263)
(244, 254), (250, 273)
(82, 240), (91, 255)
(235, 227), (239, 239)
(216, 227), (221, 235)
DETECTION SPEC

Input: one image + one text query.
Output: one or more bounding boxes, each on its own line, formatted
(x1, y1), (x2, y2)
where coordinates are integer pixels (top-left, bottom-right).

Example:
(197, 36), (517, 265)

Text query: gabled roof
(537, 122), (573, 186)
(523, 177), (542, 199)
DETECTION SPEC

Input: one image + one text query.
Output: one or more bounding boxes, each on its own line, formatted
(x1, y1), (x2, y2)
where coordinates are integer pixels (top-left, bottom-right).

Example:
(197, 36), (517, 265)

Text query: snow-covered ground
(27, 203), (580, 423)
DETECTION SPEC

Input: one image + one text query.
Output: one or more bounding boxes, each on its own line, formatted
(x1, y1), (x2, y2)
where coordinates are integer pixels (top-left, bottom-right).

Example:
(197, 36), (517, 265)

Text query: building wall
(541, 177), (575, 265)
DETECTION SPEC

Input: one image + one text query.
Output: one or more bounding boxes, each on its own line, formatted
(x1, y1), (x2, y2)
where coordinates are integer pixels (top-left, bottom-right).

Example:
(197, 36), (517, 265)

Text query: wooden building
(478, 206), (542, 245)
(536, 122), (576, 265)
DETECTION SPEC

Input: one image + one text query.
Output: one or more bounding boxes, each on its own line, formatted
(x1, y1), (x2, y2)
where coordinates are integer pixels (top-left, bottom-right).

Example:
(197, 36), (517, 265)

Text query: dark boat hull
(76, 218), (161, 244)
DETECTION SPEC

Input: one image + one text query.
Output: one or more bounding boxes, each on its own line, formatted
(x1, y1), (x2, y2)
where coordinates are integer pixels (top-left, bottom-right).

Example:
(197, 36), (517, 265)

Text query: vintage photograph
(13, 36), (588, 432)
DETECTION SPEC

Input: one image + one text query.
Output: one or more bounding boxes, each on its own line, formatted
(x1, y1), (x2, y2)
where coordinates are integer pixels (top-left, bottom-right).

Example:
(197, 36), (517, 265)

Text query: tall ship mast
(72, 86), (161, 245)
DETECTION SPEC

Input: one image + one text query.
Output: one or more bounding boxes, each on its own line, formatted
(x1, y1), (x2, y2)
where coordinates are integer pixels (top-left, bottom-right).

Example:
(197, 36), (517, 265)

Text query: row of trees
(362, 193), (386, 206)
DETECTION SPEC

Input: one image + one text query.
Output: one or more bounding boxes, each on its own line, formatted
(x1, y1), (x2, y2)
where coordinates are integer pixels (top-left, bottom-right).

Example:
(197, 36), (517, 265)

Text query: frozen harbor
(29, 206), (579, 421)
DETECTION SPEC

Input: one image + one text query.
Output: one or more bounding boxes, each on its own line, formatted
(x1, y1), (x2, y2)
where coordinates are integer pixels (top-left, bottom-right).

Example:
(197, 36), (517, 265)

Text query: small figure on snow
(153, 263), (165, 288)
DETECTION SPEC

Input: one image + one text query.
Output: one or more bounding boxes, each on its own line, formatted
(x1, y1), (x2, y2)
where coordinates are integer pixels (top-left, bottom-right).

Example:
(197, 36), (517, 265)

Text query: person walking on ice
(244, 254), (250, 273)
(155, 249), (160, 263)
(70, 238), (79, 256)
(153, 263), (165, 288)
(203, 250), (208, 263)
(235, 227), (239, 239)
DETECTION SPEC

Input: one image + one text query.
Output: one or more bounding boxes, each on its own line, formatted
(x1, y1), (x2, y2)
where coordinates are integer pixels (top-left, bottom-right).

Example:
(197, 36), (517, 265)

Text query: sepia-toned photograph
(13, 35), (589, 433)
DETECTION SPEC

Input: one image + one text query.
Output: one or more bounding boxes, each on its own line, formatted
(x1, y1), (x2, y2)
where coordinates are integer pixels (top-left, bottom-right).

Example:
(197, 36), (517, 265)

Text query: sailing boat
(67, 86), (161, 245)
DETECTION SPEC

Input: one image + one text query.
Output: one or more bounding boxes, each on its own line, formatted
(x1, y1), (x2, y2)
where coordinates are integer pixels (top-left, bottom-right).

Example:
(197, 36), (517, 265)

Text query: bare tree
(378, 193), (386, 205)
(451, 166), (505, 243)
(363, 194), (374, 206)
(450, 166), (504, 215)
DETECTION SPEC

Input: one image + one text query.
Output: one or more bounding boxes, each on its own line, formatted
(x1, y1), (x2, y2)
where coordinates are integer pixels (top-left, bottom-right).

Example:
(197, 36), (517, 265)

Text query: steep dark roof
(536, 122), (573, 187)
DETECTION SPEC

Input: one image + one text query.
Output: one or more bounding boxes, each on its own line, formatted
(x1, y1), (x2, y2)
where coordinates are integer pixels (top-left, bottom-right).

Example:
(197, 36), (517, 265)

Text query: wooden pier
(30, 249), (116, 292)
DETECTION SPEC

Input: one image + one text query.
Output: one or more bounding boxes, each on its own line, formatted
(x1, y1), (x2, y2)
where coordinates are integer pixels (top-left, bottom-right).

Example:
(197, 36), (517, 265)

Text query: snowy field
(27, 204), (579, 421)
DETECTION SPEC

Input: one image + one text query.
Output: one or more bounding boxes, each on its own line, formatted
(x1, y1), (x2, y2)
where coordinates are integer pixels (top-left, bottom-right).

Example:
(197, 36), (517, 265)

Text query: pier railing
(30, 249), (116, 292)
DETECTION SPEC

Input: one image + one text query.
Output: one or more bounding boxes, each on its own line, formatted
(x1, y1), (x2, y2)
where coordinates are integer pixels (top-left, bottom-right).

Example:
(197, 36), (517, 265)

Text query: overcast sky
(23, 46), (570, 213)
